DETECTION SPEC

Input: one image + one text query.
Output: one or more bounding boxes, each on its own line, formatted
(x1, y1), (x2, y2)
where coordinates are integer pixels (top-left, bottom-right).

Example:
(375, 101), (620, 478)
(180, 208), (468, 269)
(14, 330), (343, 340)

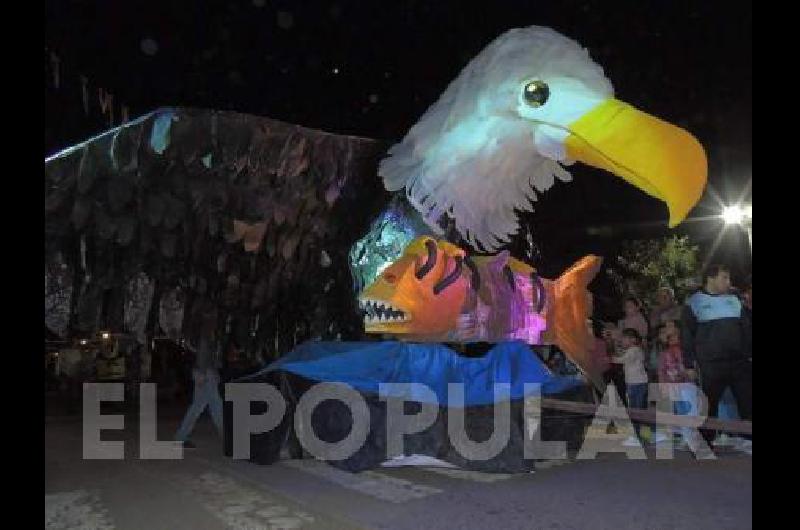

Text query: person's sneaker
(737, 439), (752, 455)
(652, 431), (670, 444)
(622, 436), (642, 447)
(728, 436), (746, 449)
(688, 438), (717, 460)
(713, 433), (733, 447)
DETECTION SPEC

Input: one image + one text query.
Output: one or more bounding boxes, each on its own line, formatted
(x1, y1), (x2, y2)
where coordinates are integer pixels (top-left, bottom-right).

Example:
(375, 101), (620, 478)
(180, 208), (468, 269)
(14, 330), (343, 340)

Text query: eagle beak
(564, 98), (707, 226)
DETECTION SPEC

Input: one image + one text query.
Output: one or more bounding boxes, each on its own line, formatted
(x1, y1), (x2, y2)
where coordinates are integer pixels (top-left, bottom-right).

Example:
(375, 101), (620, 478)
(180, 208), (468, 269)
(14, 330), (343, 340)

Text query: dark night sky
(45, 0), (752, 286)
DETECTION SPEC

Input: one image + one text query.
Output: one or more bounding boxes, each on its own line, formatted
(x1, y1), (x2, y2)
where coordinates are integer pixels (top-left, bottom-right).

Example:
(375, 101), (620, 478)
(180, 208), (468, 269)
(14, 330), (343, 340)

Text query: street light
(721, 203), (752, 248)
(722, 205), (744, 225)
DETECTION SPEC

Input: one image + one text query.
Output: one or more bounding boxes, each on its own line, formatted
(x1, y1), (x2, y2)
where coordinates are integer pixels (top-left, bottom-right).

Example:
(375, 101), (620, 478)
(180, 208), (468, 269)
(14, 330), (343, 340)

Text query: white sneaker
(653, 431), (670, 444)
(713, 433), (733, 447)
(737, 439), (752, 455)
(622, 436), (642, 447)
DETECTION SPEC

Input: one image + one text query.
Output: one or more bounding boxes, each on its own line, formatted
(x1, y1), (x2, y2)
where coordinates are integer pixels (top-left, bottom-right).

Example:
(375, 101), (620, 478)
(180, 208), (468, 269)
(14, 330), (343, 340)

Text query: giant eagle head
(379, 26), (707, 251)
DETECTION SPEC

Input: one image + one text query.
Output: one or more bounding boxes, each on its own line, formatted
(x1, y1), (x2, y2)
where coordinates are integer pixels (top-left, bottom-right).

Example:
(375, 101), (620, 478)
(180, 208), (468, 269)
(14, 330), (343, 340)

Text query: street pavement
(45, 409), (752, 530)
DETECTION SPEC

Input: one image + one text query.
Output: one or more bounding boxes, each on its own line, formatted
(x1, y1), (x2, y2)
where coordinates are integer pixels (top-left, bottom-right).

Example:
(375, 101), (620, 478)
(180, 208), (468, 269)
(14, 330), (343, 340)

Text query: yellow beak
(564, 98), (707, 226)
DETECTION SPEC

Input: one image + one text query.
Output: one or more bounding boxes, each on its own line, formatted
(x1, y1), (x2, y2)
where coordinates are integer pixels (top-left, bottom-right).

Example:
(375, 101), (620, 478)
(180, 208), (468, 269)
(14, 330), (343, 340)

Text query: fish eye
(523, 80), (550, 107)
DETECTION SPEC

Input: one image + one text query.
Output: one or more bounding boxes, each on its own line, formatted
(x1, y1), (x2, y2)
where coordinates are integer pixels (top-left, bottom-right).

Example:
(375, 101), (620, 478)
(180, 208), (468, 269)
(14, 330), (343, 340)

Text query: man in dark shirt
(681, 265), (752, 453)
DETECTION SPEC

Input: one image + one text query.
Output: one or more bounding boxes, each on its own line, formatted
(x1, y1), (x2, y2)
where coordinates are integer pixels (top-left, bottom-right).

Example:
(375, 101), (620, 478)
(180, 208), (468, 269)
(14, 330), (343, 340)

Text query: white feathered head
(379, 26), (707, 251)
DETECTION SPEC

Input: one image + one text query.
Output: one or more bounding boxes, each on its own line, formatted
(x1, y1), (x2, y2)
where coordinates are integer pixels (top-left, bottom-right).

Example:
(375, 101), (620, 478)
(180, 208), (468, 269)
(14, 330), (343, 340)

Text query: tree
(607, 235), (700, 306)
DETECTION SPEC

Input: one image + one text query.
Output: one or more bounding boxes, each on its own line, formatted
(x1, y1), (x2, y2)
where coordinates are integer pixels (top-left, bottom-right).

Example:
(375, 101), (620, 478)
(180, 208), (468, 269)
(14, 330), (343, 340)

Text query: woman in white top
(615, 328), (666, 446)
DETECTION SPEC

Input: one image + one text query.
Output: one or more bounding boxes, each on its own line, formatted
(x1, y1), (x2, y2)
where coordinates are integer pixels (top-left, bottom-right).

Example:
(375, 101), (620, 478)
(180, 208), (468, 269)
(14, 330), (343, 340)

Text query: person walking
(174, 333), (224, 448)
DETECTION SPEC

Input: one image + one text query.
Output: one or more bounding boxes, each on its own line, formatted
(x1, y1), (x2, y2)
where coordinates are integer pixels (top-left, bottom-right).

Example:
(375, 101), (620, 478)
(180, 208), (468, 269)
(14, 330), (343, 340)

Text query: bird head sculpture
(379, 26), (707, 251)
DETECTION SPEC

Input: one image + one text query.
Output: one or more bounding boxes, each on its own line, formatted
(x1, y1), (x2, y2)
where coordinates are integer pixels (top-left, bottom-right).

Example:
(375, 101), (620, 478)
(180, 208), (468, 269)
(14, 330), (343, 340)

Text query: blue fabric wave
(240, 340), (584, 407)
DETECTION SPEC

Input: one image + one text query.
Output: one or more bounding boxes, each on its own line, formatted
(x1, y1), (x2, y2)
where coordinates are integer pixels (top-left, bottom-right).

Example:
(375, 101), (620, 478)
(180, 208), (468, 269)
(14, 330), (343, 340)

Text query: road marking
(418, 467), (516, 483)
(535, 459), (572, 470)
(281, 459), (443, 503)
(176, 471), (316, 529)
(45, 489), (116, 530)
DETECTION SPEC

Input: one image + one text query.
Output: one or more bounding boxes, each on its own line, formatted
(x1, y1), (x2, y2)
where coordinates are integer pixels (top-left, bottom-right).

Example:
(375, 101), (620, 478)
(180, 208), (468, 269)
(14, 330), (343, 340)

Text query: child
(615, 328), (667, 446)
(657, 321), (699, 448)
(616, 297), (650, 351)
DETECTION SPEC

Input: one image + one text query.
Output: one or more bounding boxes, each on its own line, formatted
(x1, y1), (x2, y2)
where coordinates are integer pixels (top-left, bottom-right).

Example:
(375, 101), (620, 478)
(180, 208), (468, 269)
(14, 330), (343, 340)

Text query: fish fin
(549, 255), (604, 388)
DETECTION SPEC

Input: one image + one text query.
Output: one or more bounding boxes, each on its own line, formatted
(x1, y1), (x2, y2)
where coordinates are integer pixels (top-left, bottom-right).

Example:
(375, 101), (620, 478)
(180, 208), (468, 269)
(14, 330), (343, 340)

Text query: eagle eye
(523, 80), (550, 108)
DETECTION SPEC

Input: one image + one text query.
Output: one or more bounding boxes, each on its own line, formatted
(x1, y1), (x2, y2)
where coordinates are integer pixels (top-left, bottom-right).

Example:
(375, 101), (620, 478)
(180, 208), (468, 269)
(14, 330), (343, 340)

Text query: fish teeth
(359, 298), (410, 325)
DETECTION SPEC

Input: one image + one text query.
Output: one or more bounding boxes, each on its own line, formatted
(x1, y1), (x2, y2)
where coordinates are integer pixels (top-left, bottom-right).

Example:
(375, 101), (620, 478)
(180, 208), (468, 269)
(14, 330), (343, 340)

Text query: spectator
(681, 264), (752, 455)
(608, 297), (650, 355)
(647, 287), (681, 369)
(649, 287), (683, 331)
(654, 320), (681, 355)
(620, 297), (649, 347)
(615, 328), (667, 446)
(657, 320), (701, 450)
(589, 319), (622, 434)
(646, 321), (665, 380)
(174, 333), (224, 449)
(601, 322), (628, 409)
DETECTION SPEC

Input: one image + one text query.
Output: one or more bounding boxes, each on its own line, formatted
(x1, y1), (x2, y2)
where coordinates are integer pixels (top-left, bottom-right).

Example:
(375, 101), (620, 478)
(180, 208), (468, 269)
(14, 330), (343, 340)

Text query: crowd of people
(590, 264), (752, 455)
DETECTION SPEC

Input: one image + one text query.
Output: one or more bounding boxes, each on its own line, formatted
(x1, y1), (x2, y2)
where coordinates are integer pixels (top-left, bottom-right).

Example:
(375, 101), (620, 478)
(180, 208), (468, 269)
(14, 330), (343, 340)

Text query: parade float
(44, 26), (706, 472)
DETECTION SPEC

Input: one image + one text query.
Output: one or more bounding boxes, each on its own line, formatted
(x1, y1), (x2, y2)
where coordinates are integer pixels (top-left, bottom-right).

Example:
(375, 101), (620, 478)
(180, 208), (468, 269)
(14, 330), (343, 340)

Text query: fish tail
(549, 255), (603, 387)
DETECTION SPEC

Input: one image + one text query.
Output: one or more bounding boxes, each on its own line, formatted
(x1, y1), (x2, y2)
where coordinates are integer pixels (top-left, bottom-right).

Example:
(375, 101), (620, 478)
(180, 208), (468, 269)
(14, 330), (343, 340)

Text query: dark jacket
(681, 290), (752, 368)
(190, 336), (220, 375)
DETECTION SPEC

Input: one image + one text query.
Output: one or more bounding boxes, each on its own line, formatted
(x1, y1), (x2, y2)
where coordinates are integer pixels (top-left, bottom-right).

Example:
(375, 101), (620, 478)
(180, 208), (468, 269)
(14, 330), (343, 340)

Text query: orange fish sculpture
(359, 236), (604, 386)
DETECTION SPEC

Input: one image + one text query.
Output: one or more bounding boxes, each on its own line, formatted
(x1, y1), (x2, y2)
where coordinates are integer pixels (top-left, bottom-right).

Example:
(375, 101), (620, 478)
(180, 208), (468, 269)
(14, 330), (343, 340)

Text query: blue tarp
(241, 340), (585, 406)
